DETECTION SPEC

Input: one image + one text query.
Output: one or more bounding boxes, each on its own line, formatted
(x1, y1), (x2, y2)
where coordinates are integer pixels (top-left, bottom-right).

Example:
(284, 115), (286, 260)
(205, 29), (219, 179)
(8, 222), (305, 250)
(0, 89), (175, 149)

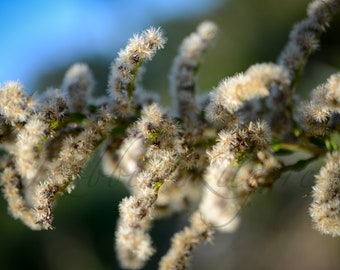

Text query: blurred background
(1, 0), (340, 269)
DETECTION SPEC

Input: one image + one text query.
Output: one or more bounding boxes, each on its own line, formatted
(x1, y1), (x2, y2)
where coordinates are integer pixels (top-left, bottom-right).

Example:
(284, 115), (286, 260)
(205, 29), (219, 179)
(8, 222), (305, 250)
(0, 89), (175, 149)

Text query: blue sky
(0, 0), (221, 92)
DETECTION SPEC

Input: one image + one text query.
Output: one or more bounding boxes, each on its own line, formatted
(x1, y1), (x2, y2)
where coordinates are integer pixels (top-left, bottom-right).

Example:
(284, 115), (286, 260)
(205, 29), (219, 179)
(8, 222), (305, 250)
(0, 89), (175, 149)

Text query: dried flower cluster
(1, 0), (340, 269)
